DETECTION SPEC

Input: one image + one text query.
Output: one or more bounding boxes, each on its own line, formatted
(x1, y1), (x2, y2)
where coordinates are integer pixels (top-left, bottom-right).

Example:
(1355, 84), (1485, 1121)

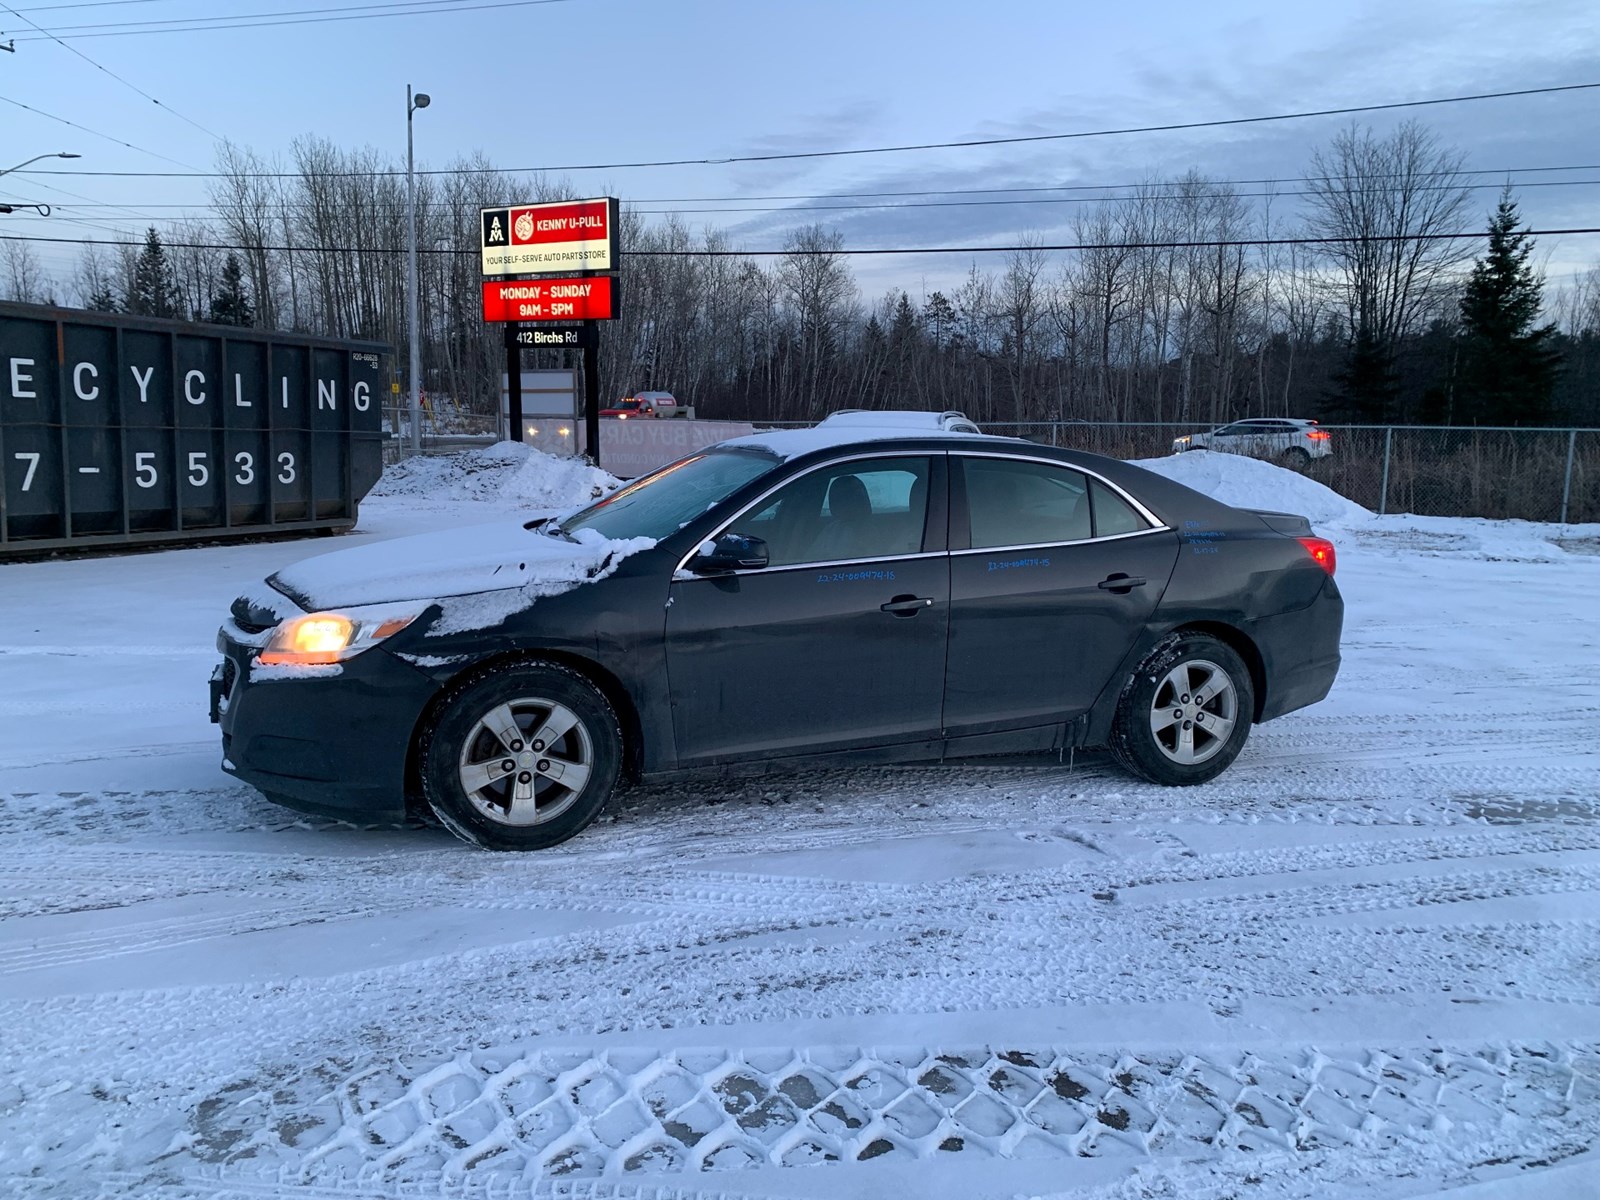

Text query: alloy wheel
(456, 696), (594, 826)
(1148, 659), (1238, 766)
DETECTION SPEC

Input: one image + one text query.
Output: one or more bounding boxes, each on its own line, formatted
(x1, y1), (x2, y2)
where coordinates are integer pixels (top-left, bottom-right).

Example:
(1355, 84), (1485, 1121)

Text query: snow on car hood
(267, 519), (655, 611)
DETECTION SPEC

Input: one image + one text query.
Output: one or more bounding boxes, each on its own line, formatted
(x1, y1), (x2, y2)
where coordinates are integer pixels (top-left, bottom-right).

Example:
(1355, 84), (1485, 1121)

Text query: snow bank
(368, 441), (618, 511)
(1133, 450), (1374, 529)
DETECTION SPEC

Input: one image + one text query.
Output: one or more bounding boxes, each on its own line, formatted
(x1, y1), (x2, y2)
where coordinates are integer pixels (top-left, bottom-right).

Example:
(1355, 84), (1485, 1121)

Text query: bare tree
(1, 240), (52, 304)
(995, 236), (1049, 421)
(1305, 121), (1473, 417)
(778, 223), (856, 418)
(210, 141), (285, 328)
(73, 242), (120, 309)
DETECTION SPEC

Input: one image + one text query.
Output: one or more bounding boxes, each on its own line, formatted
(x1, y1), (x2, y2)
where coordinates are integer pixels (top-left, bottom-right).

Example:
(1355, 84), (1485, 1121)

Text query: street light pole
(0, 151), (81, 178)
(406, 86), (430, 456)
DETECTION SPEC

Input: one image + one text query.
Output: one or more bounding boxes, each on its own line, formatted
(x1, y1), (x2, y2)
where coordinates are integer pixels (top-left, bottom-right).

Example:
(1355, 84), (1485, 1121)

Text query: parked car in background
(601, 391), (689, 419)
(212, 426), (1342, 851)
(819, 409), (982, 434)
(1173, 418), (1332, 466)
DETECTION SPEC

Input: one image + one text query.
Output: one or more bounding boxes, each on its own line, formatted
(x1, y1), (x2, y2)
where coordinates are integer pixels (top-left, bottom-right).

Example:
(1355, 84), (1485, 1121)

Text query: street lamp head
(57, 152), (81, 159)
(414, 93), (431, 109)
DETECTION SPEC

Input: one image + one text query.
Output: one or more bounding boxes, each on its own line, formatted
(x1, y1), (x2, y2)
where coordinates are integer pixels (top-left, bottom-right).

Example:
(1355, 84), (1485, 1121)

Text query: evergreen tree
(1455, 193), (1561, 424)
(85, 286), (118, 313)
(923, 291), (956, 350)
(126, 227), (176, 319)
(207, 252), (255, 326)
(1331, 324), (1399, 423)
(890, 291), (919, 347)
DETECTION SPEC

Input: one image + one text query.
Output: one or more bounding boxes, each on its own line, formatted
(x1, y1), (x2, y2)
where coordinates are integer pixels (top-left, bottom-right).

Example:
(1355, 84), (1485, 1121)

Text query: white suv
(1172, 418), (1332, 465)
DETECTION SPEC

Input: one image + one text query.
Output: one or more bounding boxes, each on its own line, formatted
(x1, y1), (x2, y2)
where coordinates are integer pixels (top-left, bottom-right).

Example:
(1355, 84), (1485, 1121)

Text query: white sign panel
(480, 198), (617, 277)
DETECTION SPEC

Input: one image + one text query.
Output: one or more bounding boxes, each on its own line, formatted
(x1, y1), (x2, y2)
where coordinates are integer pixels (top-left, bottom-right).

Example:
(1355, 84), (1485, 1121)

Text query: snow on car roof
(819, 410), (969, 428)
(717, 424), (1010, 460)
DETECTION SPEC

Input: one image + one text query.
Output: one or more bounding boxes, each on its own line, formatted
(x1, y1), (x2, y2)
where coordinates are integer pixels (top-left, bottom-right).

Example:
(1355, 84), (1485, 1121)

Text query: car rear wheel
(1111, 633), (1254, 785)
(419, 662), (621, 850)
(1278, 447), (1311, 469)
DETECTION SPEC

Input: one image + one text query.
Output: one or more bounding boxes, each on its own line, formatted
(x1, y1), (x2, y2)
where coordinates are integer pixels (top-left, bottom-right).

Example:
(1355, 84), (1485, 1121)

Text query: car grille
(220, 656), (238, 700)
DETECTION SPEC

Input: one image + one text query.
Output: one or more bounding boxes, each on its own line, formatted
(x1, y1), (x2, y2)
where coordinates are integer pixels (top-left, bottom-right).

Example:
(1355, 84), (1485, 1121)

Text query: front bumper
(213, 625), (440, 821)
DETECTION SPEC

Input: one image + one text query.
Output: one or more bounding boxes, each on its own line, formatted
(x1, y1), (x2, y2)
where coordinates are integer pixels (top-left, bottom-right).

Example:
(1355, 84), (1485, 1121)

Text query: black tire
(1278, 447), (1311, 470)
(1110, 632), (1254, 786)
(418, 661), (622, 850)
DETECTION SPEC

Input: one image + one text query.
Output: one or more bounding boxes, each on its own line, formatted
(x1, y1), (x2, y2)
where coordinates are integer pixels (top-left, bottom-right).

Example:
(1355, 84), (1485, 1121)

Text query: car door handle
(881, 595), (935, 616)
(1097, 574), (1146, 593)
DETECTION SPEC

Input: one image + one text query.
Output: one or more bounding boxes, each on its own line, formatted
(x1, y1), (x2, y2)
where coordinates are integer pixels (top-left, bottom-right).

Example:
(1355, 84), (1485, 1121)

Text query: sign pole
(583, 329), (600, 468)
(506, 326), (523, 444)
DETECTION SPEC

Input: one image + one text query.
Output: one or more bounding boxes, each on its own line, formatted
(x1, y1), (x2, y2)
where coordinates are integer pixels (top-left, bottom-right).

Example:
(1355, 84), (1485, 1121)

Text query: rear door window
(1089, 479), (1151, 537)
(963, 457), (1091, 548)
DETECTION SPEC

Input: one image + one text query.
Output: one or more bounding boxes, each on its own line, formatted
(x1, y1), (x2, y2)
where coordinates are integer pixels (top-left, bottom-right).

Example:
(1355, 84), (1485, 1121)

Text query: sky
(2, 0), (1599, 298)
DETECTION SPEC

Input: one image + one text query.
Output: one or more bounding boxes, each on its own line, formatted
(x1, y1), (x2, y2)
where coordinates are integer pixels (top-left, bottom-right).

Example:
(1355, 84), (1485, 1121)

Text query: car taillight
(1297, 536), (1336, 576)
(1307, 430), (1332, 441)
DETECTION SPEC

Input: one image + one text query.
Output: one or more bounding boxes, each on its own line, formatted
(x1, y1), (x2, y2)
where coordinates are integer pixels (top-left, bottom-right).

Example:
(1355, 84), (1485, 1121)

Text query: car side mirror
(688, 533), (768, 574)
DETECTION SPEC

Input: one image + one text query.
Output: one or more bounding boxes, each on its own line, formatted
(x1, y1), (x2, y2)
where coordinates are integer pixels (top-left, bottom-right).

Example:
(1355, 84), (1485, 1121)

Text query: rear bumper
(1248, 574), (1344, 721)
(214, 633), (439, 821)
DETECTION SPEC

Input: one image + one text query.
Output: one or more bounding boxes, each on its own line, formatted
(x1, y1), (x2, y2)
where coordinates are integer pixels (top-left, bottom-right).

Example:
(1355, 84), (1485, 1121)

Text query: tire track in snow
(156, 1040), (1600, 1181)
(0, 901), (395, 975)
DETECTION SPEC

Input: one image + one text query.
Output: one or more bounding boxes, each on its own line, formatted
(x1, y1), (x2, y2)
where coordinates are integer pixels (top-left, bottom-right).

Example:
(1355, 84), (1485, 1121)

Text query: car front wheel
(1111, 633), (1254, 785)
(419, 662), (622, 850)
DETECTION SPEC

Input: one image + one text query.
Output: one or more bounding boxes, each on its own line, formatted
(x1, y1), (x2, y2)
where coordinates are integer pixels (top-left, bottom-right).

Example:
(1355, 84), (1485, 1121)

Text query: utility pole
(405, 85), (430, 456)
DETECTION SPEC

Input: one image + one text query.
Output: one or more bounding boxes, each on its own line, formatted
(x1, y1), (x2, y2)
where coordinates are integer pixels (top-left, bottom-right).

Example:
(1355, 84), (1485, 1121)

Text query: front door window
(738, 457), (932, 566)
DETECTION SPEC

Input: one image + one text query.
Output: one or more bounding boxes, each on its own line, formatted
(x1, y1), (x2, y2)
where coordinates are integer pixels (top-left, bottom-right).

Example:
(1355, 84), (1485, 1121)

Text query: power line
(0, 93), (206, 170)
(0, 1), (223, 139)
(11, 80), (1600, 179)
(24, 163), (1600, 211)
(28, 175), (1600, 226)
(3, 170), (176, 226)
(11, 0), (473, 11)
(12, 0), (508, 32)
(8, 0), (193, 10)
(582, 163), (1600, 205)
(6, 0), (581, 38)
(5, 226), (1600, 257)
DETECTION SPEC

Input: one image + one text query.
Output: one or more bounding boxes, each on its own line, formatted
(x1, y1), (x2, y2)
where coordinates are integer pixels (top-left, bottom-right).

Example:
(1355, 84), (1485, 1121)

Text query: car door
(943, 453), (1180, 739)
(1209, 423), (1247, 455)
(663, 453), (949, 766)
(1258, 420), (1291, 458)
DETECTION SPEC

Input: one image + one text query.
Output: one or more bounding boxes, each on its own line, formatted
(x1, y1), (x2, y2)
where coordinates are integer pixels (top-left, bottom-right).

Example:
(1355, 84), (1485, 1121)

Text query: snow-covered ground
(1, 444), (1597, 1200)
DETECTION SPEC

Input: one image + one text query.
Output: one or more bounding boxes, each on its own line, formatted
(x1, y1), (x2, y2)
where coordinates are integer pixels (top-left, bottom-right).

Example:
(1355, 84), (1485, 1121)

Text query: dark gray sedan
(212, 429), (1342, 850)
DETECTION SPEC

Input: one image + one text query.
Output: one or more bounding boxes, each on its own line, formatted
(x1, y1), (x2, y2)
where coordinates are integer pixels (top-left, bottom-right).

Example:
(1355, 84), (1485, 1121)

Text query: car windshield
(558, 448), (779, 542)
(612, 399), (642, 410)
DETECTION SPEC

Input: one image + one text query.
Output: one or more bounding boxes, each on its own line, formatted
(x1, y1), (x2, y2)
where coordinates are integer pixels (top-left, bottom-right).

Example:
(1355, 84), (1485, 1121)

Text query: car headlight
(259, 604), (424, 666)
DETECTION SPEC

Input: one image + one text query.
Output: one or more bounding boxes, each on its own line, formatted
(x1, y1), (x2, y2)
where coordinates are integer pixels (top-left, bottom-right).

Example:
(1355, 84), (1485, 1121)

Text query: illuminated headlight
(258, 603), (424, 666)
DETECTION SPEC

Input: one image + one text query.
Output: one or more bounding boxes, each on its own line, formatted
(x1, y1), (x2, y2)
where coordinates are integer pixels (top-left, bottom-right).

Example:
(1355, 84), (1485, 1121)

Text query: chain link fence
(377, 412), (1600, 524)
(380, 405), (499, 466)
(980, 422), (1600, 524)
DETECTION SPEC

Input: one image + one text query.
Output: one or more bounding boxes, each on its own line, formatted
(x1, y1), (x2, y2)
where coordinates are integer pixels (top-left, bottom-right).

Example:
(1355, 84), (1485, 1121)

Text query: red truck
(600, 391), (692, 419)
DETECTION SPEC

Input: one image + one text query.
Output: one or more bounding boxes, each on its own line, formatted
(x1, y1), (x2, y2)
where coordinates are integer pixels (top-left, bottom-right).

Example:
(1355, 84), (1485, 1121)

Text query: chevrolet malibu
(212, 429), (1343, 850)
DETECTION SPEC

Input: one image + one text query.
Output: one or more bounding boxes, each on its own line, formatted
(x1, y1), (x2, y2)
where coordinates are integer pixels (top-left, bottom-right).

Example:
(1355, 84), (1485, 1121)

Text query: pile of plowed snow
(368, 441), (618, 511)
(1133, 450), (1373, 529)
